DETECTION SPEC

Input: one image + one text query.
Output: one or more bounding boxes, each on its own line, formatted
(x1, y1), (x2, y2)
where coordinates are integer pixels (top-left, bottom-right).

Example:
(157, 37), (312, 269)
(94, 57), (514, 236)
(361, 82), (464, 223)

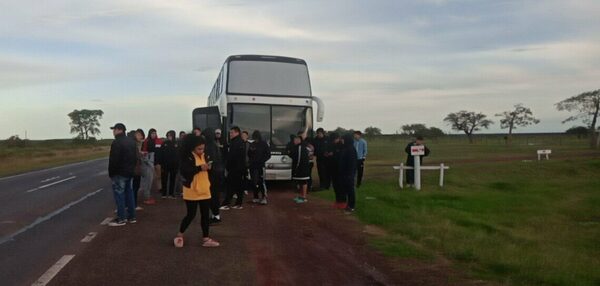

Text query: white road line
(0, 158), (106, 182)
(100, 217), (113, 225)
(31, 255), (75, 286)
(80, 232), (98, 243)
(95, 170), (108, 176)
(0, 188), (104, 245)
(27, 176), (77, 193)
(40, 176), (61, 183)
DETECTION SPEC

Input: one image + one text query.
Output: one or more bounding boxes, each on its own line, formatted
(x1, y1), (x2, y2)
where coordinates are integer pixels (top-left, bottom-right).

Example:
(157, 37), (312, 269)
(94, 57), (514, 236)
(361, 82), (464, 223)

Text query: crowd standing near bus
(107, 121), (389, 244)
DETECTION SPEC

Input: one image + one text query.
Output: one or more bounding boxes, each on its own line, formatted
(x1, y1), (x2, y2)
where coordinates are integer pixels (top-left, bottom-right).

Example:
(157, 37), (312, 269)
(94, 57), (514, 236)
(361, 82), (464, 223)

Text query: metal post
(399, 163), (404, 189)
(414, 154), (421, 190)
(439, 163), (444, 187)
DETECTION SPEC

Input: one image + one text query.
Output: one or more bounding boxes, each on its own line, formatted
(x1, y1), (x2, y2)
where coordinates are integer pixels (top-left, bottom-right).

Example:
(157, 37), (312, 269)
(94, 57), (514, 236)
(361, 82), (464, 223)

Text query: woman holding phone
(173, 134), (220, 248)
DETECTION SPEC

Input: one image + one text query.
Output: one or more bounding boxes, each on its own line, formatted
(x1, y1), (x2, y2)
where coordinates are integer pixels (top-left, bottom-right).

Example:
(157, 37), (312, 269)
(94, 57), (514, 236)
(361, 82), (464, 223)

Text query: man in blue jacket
(353, 131), (368, 188)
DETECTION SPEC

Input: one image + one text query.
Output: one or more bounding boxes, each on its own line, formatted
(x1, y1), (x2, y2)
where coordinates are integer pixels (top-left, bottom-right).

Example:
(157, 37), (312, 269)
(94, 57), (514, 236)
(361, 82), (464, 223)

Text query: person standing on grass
(248, 130), (271, 205)
(291, 133), (311, 203)
(326, 132), (345, 209)
(221, 126), (246, 210)
(173, 135), (220, 248)
(353, 131), (368, 188)
(108, 123), (138, 226)
(202, 128), (225, 224)
(404, 136), (430, 187)
(159, 130), (179, 199)
(313, 128), (330, 190)
(340, 134), (358, 213)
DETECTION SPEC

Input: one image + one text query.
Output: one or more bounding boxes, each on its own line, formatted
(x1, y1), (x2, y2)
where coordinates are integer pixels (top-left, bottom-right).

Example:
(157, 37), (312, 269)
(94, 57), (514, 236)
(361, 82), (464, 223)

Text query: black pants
(250, 167), (267, 199)
(316, 158), (330, 189)
(223, 171), (244, 206)
(179, 199), (210, 237)
(209, 171), (224, 216)
(342, 179), (356, 209)
(356, 159), (365, 187)
(406, 165), (415, 184)
(161, 168), (178, 197)
(132, 175), (141, 207)
(308, 162), (314, 191)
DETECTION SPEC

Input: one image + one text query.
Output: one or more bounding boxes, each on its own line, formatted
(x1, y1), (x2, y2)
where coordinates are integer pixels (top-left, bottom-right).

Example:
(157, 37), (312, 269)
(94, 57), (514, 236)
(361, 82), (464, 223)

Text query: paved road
(0, 158), (114, 286)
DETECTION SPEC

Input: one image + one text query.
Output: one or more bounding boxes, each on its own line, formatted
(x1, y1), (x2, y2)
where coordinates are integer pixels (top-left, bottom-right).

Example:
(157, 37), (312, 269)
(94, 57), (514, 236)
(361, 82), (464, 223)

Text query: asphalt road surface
(1, 159), (465, 286)
(0, 158), (114, 286)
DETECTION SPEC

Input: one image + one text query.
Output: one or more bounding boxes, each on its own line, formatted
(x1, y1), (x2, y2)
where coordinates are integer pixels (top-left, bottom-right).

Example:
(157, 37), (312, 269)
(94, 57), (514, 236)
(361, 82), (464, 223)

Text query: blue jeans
(111, 176), (136, 221)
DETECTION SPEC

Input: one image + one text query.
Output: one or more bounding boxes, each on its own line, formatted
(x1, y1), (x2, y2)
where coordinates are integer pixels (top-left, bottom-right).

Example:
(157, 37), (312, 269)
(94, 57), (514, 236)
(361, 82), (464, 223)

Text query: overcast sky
(1, 0), (599, 139)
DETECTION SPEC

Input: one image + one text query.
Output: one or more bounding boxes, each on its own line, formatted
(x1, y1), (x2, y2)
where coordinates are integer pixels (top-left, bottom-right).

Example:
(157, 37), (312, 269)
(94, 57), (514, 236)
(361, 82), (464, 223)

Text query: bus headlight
(281, 156), (289, 163)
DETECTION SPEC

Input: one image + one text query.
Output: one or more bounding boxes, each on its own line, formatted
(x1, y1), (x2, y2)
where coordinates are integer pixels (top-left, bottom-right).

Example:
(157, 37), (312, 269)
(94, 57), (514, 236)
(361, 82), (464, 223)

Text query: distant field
(0, 139), (110, 177)
(316, 133), (600, 286)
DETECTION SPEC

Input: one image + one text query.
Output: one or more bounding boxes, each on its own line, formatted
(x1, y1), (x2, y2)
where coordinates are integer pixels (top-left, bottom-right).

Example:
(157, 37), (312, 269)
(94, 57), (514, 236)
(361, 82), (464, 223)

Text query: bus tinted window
(228, 104), (271, 141)
(271, 106), (312, 147)
(228, 61), (310, 97)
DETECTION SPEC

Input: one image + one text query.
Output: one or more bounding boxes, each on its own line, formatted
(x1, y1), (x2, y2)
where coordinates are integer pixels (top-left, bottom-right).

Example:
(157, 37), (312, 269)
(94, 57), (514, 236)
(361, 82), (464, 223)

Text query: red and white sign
(410, 145), (425, 156)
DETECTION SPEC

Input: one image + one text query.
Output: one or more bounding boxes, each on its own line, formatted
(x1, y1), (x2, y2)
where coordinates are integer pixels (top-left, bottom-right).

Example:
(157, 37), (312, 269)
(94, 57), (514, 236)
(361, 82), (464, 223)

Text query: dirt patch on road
(51, 186), (479, 285)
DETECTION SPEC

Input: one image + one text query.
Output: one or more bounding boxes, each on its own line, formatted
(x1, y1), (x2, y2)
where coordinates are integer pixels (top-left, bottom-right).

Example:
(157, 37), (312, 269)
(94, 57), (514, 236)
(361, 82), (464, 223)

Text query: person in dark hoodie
(404, 136), (430, 187)
(221, 126), (246, 210)
(108, 123), (137, 226)
(325, 132), (345, 208)
(339, 133), (358, 213)
(290, 133), (311, 203)
(202, 128), (225, 224)
(248, 130), (271, 205)
(160, 130), (179, 199)
(313, 128), (330, 190)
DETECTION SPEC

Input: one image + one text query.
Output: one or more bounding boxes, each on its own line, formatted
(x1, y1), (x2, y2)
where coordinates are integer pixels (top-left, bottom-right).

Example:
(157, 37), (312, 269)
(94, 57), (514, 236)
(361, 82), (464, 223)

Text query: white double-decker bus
(193, 55), (324, 180)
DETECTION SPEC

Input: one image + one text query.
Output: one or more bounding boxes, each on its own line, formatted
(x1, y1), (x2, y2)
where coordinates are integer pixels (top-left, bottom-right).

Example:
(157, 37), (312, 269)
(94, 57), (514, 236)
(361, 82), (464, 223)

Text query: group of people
(108, 122), (429, 248)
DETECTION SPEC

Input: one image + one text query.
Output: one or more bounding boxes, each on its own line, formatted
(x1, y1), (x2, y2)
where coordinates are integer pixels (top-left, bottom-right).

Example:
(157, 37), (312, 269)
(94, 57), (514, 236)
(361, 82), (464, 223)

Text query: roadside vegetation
(316, 133), (600, 285)
(0, 138), (110, 177)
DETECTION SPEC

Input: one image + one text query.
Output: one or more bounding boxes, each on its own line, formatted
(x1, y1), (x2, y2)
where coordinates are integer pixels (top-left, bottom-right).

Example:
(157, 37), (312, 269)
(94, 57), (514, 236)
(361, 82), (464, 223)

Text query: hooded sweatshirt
(338, 134), (358, 181)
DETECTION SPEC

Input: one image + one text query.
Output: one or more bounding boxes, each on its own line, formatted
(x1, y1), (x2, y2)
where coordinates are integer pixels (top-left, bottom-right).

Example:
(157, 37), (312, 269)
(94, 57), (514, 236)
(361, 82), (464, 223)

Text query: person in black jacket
(221, 126), (246, 209)
(290, 134), (310, 203)
(108, 123), (138, 226)
(202, 128), (225, 223)
(339, 134), (358, 213)
(325, 132), (345, 208)
(404, 136), (430, 187)
(313, 128), (330, 190)
(248, 130), (271, 205)
(160, 130), (179, 199)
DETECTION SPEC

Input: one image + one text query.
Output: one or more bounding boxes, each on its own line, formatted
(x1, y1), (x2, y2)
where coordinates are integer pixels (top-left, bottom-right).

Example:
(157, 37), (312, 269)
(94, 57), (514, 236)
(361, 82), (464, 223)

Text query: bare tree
(68, 109), (104, 140)
(556, 89), (600, 148)
(444, 111), (493, 143)
(495, 104), (540, 144)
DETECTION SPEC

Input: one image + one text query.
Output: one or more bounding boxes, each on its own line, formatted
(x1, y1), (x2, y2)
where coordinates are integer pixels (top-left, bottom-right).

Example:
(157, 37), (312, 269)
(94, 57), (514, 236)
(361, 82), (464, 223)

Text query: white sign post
(537, 149), (551, 160)
(410, 145), (425, 191)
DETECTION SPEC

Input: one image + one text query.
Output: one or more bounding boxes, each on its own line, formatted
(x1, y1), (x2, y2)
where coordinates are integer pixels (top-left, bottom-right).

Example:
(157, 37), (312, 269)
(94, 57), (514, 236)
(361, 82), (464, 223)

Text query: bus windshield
(228, 104), (313, 152)
(227, 61), (311, 97)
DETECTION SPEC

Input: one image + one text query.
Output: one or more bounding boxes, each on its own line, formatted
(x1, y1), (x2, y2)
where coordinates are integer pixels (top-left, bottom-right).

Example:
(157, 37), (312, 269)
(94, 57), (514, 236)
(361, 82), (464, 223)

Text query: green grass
(315, 134), (600, 285)
(0, 139), (110, 177)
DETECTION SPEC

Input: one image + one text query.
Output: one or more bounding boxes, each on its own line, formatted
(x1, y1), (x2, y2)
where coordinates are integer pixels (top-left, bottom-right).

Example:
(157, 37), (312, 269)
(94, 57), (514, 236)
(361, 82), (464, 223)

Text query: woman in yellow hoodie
(174, 135), (220, 248)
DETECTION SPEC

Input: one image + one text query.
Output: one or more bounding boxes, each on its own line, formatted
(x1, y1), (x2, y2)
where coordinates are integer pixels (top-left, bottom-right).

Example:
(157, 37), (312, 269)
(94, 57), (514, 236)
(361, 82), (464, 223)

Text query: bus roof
(225, 55), (307, 65)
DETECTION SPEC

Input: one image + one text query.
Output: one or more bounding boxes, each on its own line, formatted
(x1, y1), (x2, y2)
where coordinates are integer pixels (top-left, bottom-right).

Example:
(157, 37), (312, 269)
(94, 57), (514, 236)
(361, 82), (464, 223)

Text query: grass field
(316, 134), (600, 285)
(0, 139), (111, 177)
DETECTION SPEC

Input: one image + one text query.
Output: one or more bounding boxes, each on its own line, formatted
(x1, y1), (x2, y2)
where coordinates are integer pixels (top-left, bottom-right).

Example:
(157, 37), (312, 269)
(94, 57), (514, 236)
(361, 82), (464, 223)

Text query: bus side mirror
(312, 96), (325, 122)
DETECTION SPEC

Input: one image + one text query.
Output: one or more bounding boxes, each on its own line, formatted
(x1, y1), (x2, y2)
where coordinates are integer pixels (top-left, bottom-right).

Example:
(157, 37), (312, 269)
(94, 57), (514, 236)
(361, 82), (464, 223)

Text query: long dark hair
(180, 134), (205, 160)
(252, 130), (262, 142)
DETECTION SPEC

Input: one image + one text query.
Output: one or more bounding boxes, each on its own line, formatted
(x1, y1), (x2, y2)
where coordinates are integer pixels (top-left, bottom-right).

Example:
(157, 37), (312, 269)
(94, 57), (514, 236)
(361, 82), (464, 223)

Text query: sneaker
(161, 195), (167, 199)
(210, 217), (222, 224)
(108, 219), (126, 227)
(231, 205), (244, 210)
(143, 198), (156, 205)
(233, 194), (238, 199)
(174, 237), (184, 248)
(135, 206), (143, 211)
(344, 208), (355, 214)
(244, 190), (249, 195)
(260, 198), (268, 205)
(202, 238), (220, 247)
(219, 205), (230, 210)
(128, 218), (137, 224)
(295, 197), (307, 204)
(252, 198), (260, 204)
(168, 196), (176, 199)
